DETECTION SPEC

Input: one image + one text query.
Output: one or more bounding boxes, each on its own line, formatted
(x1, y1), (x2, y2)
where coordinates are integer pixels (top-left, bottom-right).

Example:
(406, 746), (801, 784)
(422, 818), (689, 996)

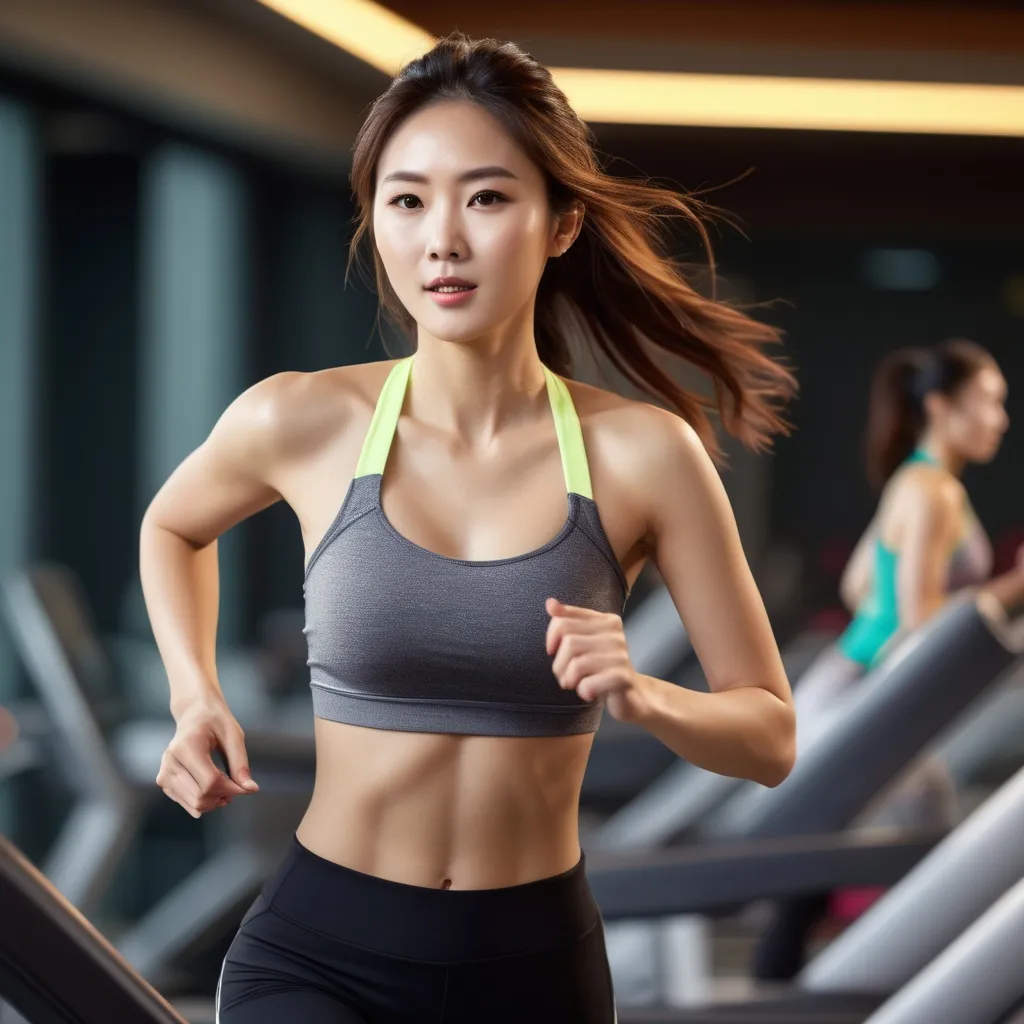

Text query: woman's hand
(545, 598), (652, 723)
(156, 696), (259, 819)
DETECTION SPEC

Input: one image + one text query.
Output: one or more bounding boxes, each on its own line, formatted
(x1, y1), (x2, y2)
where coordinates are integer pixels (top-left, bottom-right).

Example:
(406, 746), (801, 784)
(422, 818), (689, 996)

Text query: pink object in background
(830, 886), (887, 923)
(0, 706), (19, 753)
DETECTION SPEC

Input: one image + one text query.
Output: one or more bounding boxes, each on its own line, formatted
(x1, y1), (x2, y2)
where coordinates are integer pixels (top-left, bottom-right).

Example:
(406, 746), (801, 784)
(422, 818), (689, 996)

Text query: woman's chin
(417, 312), (499, 347)
(972, 442), (1003, 465)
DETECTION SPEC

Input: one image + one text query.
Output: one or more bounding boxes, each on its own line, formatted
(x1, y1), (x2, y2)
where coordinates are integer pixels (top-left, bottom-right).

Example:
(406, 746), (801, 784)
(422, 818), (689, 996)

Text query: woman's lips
(426, 284), (477, 307)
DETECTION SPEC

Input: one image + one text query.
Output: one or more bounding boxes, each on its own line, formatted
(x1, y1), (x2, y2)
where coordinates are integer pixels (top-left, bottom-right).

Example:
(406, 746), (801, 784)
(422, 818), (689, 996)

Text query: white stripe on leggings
(214, 955), (225, 1024)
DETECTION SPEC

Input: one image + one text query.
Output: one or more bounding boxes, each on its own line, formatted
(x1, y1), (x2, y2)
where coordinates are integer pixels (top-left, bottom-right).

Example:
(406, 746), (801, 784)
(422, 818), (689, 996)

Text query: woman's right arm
(141, 374), (299, 818)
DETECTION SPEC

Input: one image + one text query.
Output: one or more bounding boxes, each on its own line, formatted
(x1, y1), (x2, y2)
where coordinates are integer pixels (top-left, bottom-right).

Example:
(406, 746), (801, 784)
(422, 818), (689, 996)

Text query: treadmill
(587, 586), (1024, 1022)
(0, 836), (187, 1024)
(0, 564), (315, 990)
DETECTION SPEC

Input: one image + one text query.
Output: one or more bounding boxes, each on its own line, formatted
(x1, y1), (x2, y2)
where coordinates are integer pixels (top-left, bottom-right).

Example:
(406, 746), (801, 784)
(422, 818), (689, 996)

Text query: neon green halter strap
(354, 356), (593, 499)
(542, 364), (593, 499)
(354, 356), (414, 478)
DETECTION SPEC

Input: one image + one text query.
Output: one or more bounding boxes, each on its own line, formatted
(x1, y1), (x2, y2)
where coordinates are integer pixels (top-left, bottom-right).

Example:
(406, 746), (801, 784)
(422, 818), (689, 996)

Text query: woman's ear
(551, 202), (585, 257)
(923, 390), (951, 425)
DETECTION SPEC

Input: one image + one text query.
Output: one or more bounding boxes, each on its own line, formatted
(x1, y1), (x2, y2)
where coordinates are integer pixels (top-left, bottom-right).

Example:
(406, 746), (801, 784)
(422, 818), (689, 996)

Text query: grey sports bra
(303, 356), (628, 737)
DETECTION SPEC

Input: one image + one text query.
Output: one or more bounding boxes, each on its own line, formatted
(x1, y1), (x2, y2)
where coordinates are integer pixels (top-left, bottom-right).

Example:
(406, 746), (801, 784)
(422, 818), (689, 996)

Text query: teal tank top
(838, 449), (938, 667)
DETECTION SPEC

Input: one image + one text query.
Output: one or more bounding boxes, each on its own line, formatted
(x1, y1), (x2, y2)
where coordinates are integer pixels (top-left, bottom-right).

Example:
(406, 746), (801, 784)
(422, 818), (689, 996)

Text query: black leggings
(216, 836), (617, 1023)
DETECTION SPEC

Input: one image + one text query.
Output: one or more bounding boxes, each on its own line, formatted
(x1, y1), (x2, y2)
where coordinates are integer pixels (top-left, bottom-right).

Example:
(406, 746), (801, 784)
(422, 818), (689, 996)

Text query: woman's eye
(387, 191), (505, 209)
(471, 190), (506, 207)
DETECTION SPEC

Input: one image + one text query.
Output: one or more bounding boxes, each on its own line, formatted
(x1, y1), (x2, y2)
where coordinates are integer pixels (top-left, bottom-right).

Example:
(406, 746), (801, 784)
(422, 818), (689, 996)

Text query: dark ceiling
(369, 1), (1024, 235)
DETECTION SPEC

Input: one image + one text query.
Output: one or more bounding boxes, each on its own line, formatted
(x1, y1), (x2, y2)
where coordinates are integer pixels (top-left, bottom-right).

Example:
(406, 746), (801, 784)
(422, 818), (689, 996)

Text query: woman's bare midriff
(294, 716), (595, 890)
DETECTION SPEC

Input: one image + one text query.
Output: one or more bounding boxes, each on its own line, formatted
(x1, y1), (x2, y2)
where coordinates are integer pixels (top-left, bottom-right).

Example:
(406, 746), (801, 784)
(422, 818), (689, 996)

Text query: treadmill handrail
(0, 568), (127, 802)
(0, 836), (187, 1024)
(707, 595), (1022, 841)
(587, 828), (942, 919)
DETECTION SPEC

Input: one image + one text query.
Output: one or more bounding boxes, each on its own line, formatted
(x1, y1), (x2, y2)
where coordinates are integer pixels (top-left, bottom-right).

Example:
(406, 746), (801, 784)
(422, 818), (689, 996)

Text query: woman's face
(939, 365), (1010, 464)
(372, 99), (578, 348)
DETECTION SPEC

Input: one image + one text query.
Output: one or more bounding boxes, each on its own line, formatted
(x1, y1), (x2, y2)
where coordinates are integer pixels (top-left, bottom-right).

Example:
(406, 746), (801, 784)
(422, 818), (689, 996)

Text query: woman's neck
(916, 431), (966, 477)
(407, 329), (548, 443)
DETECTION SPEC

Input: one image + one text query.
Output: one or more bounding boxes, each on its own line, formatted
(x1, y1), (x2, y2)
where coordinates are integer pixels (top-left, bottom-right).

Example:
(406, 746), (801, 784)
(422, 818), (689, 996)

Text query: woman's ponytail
(864, 347), (929, 489)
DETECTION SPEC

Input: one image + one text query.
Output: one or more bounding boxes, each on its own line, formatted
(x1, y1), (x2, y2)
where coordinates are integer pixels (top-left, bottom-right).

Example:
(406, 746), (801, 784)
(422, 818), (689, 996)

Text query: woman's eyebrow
(380, 165), (518, 185)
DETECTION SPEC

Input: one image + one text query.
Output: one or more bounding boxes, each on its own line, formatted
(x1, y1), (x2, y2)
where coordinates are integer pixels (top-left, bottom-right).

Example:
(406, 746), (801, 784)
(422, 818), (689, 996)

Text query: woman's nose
(426, 206), (466, 262)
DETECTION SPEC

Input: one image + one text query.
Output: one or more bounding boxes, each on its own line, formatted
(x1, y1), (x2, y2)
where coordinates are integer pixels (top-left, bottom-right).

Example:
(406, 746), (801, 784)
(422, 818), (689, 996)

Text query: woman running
(839, 339), (1005, 667)
(794, 340), (1007, 738)
(142, 34), (798, 1023)
(755, 338), (1009, 982)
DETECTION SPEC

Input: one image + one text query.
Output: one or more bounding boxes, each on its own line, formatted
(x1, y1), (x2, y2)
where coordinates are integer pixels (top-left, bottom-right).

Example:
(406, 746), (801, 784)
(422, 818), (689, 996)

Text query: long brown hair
(349, 34), (796, 458)
(865, 338), (996, 488)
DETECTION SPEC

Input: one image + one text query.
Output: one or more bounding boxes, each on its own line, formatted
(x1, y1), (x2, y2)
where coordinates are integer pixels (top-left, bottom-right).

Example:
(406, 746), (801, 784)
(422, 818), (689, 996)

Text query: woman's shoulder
(218, 360), (402, 461)
(881, 461), (965, 532)
(890, 461), (966, 507)
(563, 377), (711, 488)
(251, 359), (399, 407)
(567, 373), (693, 435)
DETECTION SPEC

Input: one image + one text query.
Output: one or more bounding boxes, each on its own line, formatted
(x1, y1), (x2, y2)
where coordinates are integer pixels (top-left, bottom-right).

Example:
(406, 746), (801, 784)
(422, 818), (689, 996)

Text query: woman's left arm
(547, 413), (795, 787)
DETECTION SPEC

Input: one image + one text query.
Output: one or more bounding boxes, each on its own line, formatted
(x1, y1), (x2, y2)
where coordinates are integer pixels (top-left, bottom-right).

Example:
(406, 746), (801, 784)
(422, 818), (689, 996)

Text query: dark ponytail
(349, 33), (796, 460)
(865, 339), (996, 488)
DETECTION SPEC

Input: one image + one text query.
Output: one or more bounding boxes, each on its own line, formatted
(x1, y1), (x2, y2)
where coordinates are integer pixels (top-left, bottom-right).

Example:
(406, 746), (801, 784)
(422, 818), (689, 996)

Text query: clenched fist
(545, 597), (652, 723)
(156, 697), (259, 818)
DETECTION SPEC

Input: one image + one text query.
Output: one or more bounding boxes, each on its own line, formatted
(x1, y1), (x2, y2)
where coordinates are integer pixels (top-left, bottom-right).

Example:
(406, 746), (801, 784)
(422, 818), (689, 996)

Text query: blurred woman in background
(838, 338), (1006, 669)
(755, 338), (1009, 981)
(792, 339), (1007, 738)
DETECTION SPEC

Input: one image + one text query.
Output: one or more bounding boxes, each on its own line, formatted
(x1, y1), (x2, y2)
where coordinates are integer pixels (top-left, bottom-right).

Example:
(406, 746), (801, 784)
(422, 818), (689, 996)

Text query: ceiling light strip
(552, 67), (1024, 136)
(256, 0), (434, 75)
(254, 0), (1024, 137)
